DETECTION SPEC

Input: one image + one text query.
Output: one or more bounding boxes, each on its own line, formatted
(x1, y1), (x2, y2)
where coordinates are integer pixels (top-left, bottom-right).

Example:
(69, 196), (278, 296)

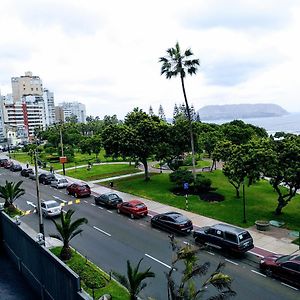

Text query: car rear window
(59, 179), (68, 183)
(238, 231), (251, 241)
(108, 194), (118, 200)
(47, 202), (59, 208)
(135, 204), (145, 209)
(172, 215), (187, 223)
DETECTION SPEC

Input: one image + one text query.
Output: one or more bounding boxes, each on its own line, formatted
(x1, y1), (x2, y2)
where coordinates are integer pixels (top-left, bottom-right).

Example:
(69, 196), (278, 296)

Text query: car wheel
(117, 208), (121, 214)
(265, 267), (273, 277)
(130, 213), (135, 219)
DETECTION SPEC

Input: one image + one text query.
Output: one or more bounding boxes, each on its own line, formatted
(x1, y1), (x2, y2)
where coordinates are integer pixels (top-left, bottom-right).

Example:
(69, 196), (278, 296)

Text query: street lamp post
(242, 182), (246, 223)
(60, 127), (65, 176)
(34, 148), (44, 241)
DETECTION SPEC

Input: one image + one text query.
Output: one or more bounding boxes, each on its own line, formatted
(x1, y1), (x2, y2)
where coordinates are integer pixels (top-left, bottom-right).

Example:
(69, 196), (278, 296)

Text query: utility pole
(34, 148), (44, 241)
(243, 182), (246, 223)
(60, 126), (65, 175)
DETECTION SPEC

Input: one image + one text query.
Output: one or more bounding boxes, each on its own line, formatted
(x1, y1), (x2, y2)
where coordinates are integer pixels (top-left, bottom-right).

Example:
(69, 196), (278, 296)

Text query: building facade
(58, 101), (86, 123)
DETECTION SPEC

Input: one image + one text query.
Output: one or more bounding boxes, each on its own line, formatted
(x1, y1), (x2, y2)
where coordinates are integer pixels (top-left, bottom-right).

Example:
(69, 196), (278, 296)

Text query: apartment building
(58, 101), (86, 123)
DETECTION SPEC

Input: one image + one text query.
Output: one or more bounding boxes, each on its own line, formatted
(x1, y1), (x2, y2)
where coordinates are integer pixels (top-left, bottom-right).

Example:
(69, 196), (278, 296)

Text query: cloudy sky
(0, 0), (299, 118)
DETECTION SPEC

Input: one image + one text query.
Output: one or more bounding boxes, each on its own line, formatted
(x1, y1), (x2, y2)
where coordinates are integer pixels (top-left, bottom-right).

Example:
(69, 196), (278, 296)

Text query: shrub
(169, 169), (193, 188)
(194, 174), (212, 192)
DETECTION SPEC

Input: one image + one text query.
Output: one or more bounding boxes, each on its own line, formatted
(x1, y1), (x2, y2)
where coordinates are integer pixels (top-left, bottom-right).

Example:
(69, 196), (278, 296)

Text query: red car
(260, 254), (300, 288)
(117, 200), (148, 219)
(66, 183), (91, 198)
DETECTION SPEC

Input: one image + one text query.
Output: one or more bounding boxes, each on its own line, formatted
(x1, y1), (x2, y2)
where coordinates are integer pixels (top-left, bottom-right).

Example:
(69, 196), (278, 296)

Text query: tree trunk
(180, 74), (196, 181)
(141, 159), (150, 181)
(60, 245), (72, 261)
(235, 188), (240, 198)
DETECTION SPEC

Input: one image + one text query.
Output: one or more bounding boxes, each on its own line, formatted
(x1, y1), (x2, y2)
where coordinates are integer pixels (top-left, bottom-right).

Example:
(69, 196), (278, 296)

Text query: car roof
(43, 200), (59, 205)
(127, 200), (144, 205)
(160, 211), (183, 217)
(212, 223), (246, 234)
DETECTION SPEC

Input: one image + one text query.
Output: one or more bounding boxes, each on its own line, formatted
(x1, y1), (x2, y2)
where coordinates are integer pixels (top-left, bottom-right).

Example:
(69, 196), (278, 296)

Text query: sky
(0, 0), (299, 119)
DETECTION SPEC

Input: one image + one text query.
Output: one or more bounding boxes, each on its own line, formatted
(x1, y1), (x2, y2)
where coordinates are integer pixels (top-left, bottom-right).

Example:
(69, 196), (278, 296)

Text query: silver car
(41, 200), (62, 217)
(50, 178), (68, 189)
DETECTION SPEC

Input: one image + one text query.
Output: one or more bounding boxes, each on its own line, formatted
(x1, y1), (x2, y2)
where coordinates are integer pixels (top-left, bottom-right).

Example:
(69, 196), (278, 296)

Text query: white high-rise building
(59, 101), (86, 123)
(43, 89), (55, 126)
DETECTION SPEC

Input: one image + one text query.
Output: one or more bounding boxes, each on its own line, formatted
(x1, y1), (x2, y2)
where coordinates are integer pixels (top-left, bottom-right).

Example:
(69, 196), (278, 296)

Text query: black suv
(39, 173), (56, 185)
(193, 223), (254, 254)
(21, 168), (34, 177)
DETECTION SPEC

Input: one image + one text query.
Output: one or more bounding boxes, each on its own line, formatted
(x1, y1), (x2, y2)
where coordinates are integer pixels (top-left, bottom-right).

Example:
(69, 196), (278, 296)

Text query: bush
(169, 169), (193, 188)
(194, 174), (212, 193)
(183, 155), (197, 166)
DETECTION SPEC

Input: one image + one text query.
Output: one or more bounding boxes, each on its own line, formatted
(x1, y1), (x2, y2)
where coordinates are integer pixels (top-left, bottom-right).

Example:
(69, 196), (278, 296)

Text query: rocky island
(197, 103), (288, 121)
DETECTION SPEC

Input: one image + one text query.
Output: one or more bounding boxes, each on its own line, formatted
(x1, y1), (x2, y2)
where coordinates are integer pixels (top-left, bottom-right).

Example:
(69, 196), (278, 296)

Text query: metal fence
(0, 211), (90, 300)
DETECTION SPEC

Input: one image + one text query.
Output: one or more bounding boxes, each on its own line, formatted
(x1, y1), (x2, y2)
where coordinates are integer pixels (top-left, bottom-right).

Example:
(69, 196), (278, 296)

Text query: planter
(255, 220), (270, 231)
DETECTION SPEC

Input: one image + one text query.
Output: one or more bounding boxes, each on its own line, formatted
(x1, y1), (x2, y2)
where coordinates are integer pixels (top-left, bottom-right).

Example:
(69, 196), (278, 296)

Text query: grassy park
(99, 170), (300, 231)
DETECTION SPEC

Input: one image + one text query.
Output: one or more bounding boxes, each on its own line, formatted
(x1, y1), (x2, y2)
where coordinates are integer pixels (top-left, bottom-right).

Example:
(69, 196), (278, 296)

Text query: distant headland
(197, 104), (289, 121)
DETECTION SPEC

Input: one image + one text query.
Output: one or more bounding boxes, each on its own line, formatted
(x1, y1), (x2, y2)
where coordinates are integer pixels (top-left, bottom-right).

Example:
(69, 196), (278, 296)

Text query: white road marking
(281, 282), (298, 290)
(62, 210), (67, 213)
(225, 259), (239, 266)
(183, 241), (190, 245)
(248, 250), (264, 258)
(106, 210), (113, 214)
(251, 270), (266, 277)
(145, 254), (171, 269)
(91, 203), (96, 206)
(98, 206), (103, 210)
(84, 200), (88, 203)
(148, 214), (153, 217)
(93, 226), (111, 237)
(128, 219), (134, 222)
(53, 196), (67, 203)
(139, 223), (146, 227)
(205, 251), (215, 256)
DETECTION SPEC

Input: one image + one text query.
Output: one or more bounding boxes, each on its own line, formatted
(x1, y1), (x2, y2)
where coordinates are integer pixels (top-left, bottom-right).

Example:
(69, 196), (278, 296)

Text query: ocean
(205, 112), (300, 135)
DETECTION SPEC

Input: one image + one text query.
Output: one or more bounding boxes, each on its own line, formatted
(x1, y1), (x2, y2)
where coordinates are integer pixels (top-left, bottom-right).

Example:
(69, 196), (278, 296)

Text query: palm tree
(0, 180), (25, 210)
(113, 259), (155, 300)
(159, 42), (200, 179)
(51, 209), (88, 260)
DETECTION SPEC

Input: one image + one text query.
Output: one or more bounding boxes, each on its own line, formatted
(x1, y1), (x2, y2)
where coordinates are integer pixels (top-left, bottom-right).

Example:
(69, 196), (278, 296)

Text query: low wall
(0, 211), (91, 300)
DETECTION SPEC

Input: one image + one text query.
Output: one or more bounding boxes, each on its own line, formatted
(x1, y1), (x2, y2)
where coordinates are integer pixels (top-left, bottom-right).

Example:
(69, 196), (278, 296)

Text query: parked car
(193, 223), (254, 253)
(4, 161), (13, 169)
(260, 254), (300, 288)
(41, 200), (62, 218)
(0, 158), (8, 167)
(117, 200), (148, 219)
(151, 212), (193, 234)
(10, 164), (22, 172)
(20, 168), (34, 177)
(50, 178), (69, 189)
(39, 173), (56, 185)
(67, 183), (91, 198)
(29, 172), (38, 180)
(94, 192), (123, 208)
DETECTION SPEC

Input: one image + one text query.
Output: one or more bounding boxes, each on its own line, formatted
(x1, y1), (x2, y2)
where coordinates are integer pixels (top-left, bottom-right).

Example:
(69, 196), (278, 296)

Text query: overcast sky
(0, 0), (299, 118)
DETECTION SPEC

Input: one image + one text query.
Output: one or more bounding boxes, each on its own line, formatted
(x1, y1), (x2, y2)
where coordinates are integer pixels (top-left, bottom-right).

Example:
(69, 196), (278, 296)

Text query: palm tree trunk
(180, 75), (196, 181)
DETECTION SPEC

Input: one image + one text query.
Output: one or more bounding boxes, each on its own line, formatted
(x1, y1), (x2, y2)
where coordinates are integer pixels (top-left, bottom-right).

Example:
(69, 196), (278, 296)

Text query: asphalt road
(0, 168), (299, 299)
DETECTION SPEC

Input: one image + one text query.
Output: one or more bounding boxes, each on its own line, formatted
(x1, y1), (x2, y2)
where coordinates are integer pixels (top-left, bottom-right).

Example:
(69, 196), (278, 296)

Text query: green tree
(50, 209), (88, 260)
(160, 42), (200, 179)
(113, 259), (155, 300)
(158, 104), (167, 121)
(0, 181), (25, 210)
(167, 235), (236, 300)
(259, 135), (300, 214)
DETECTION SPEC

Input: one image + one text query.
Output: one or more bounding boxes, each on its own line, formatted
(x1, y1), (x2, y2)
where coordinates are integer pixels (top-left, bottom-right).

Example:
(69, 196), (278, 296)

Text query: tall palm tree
(0, 180), (25, 209)
(159, 42), (200, 179)
(113, 259), (155, 300)
(51, 209), (88, 260)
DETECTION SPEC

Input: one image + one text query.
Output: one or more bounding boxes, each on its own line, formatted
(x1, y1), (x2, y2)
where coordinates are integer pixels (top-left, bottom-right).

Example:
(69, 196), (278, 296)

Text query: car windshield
(276, 255), (300, 263)
(238, 232), (251, 241)
(46, 202), (59, 208)
(135, 204), (145, 209)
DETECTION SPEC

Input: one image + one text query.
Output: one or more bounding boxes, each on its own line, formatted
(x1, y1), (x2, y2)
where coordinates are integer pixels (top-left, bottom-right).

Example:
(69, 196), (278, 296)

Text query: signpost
(183, 182), (189, 210)
(60, 156), (67, 176)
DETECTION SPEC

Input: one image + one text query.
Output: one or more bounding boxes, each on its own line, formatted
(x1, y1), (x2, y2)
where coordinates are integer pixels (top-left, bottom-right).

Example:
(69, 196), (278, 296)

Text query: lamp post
(242, 181), (246, 223)
(60, 126), (65, 175)
(34, 148), (44, 241)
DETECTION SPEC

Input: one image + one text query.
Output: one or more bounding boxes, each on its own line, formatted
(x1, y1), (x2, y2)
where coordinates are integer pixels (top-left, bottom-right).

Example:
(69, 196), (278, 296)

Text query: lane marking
(148, 214), (153, 217)
(128, 219), (134, 222)
(84, 200), (88, 203)
(205, 251), (215, 256)
(145, 254), (171, 269)
(281, 282), (298, 291)
(91, 203), (96, 206)
(248, 250), (264, 258)
(251, 270), (266, 277)
(225, 259), (239, 266)
(183, 241), (190, 245)
(106, 210), (113, 214)
(139, 223), (146, 227)
(98, 206), (103, 210)
(93, 226), (111, 237)
(52, 196), (67, 203)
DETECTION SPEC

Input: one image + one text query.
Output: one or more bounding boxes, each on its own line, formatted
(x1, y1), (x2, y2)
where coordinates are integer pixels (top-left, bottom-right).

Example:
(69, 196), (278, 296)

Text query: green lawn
(50, 247), (129, 300)
(100, 170), (300, 230)
(61, 164), (141, 181)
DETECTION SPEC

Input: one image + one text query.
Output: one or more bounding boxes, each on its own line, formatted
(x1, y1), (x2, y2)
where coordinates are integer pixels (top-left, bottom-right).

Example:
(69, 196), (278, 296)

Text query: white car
(41, 200), (62, 217)
(50, 178), (68, 189)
